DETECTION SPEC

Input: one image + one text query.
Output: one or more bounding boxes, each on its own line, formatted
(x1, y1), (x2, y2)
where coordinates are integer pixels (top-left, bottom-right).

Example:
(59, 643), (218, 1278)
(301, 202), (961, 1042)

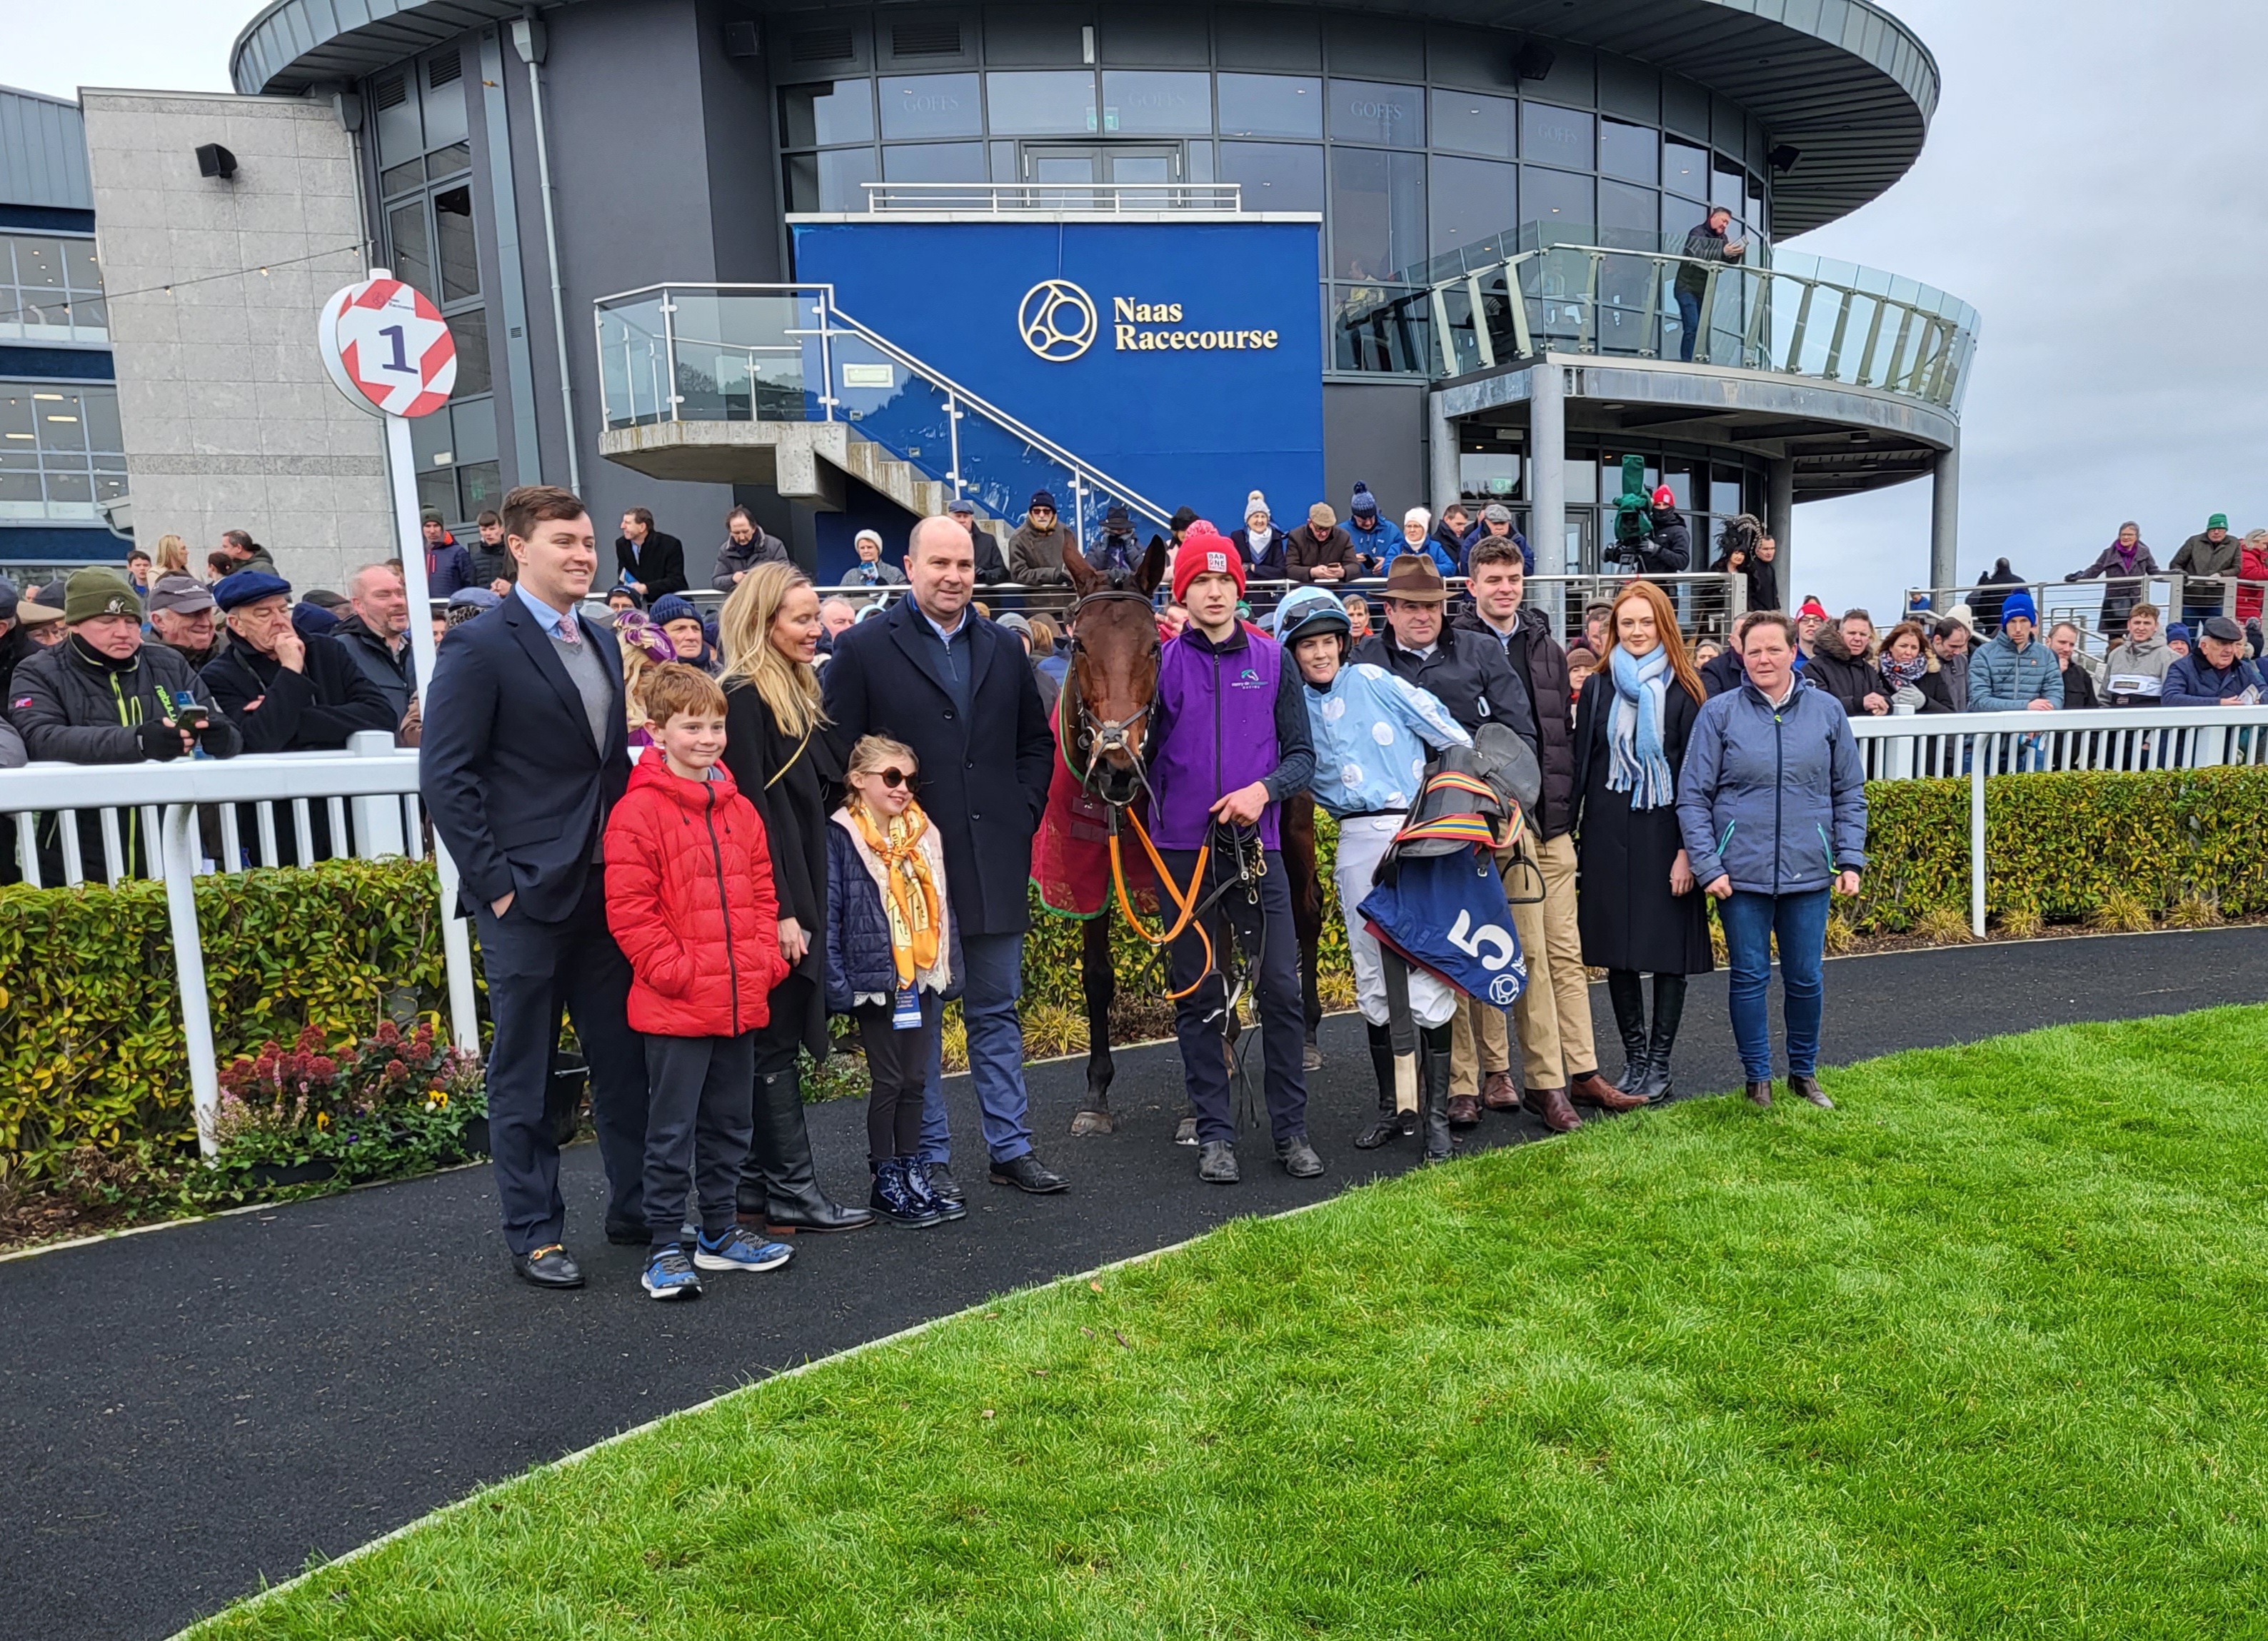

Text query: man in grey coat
(711, 505), (791, 591)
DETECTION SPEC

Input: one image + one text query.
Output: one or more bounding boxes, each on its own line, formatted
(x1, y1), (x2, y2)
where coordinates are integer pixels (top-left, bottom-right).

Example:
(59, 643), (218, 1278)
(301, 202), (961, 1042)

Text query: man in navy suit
(421, 483), (650, 1288)
(823, 516), (1067, 1199)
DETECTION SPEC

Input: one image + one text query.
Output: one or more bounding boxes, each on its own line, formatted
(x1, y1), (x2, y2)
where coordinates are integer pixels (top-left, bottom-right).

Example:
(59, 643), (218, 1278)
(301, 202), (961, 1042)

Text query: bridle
(1062, 588), (1162, 811)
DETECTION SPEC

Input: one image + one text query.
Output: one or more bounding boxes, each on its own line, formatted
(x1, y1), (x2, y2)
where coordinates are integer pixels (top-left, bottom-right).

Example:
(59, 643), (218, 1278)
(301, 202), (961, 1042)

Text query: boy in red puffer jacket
(604, 663), (793, 1299)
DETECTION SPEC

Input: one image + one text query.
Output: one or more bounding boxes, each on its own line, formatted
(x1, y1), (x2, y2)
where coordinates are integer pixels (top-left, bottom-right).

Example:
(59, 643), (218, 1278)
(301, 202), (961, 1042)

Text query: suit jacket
(420, 593), (632, 920)
(820, 598), (1053, 937)
(615, 530), (688, 597)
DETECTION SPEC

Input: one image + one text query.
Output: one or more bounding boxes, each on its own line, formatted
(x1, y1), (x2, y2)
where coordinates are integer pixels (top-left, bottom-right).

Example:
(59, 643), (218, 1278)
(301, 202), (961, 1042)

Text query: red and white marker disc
(318, 276), (456, 418)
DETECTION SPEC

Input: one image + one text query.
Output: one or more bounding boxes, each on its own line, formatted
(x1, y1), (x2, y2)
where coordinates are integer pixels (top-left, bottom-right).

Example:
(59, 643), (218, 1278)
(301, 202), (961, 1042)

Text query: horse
(1037, 531), (1325, 1138)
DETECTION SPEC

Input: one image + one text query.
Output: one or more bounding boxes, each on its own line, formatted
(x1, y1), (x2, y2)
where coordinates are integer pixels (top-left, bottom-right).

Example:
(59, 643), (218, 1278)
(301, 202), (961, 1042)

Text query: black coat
(1612, 508), (1690, 574)
(2060, 658), (2100, 711)
(615, 530), (688, 597)
(1350, 626), (1539, 758)
(820, 598), (1053, 937)
(1570, 672), (1713, 975)
(721, 678), (841, 1061)
(420, 594), (631, 919)
(1972, 563), (2024, 633)
(1454, 605), (1573, 839)
(970, 528), (1009, 586)
(202, 633), (398, 751)
(1699, 647), (1745, 698)
(1802, 627), (1882, 719)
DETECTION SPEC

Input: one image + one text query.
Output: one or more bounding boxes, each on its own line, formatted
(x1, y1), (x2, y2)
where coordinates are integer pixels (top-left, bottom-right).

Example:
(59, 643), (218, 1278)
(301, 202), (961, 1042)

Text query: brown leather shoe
(1745, 1080), (1773, 1107)
(1529, 1085), (1582, 1133)
(1481, 1069), (1520, 1111)
(1570, 1070), (1647, 1113)
(1446, 1093), (1482, 1128)
(1788, 1074), (1834, 1110)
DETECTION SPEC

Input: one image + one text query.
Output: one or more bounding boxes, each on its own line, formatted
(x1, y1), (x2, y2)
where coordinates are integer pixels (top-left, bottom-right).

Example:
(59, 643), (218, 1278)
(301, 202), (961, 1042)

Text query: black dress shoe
(924, 1162), (965, 1206)
(513, 1244), (584, 1289)
(988, 1153), (1069, 1194)
(1276, 1134), (1325, 1178)
(758, 1197), (877, 1235)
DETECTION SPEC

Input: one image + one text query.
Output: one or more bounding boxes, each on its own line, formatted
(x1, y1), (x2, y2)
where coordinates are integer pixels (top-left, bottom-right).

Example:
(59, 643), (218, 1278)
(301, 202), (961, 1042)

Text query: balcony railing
(857, 181), (1245, 214)
(1335, 223), (1979, 414)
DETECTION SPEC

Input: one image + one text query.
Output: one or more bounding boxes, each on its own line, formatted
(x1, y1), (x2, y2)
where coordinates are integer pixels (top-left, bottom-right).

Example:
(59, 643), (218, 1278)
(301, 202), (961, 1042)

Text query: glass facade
(772, 9), (1771, 375)
(370, 46), (501, 528)
(1457, 433), (1770, 578)
(0, 382), (126, 522)
(0, 233), (106, 345)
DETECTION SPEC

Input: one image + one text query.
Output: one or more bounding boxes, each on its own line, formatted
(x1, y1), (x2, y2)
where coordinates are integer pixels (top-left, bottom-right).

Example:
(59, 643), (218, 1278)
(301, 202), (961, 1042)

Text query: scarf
(850, 798), (943, 988)
(2112, 541), (2139, 572)
(1607, 643), (1675, 810)
(1880, 651), (1928, 690)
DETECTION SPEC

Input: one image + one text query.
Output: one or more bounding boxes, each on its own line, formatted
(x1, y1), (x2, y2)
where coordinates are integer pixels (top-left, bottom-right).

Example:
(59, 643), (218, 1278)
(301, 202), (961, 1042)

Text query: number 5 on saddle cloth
(1357, 725), (1540, 1115)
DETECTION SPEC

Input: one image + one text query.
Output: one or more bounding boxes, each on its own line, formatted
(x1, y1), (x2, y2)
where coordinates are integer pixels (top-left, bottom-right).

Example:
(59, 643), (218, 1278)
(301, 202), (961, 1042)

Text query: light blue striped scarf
(1607, 642), (1675, 810)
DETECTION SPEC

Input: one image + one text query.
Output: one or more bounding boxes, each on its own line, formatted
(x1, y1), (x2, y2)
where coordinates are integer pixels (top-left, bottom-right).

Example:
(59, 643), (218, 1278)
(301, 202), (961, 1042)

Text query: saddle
(1384, 725), (1541, 863)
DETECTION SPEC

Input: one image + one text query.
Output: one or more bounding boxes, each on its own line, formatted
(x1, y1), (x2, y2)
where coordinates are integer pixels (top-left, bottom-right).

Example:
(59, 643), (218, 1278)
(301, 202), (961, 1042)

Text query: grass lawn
(194, 1008), (2268, 1640)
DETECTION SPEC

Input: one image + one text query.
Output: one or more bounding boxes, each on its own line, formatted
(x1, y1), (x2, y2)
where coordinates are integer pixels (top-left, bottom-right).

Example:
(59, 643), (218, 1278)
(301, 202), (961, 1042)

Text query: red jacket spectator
(2237, 533), (2268, 623)
(603, 748), (788, 1038)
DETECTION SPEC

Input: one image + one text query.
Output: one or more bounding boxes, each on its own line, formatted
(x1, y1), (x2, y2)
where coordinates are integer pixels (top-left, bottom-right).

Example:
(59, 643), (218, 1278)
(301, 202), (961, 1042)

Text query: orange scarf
(850, 798), (942, 987)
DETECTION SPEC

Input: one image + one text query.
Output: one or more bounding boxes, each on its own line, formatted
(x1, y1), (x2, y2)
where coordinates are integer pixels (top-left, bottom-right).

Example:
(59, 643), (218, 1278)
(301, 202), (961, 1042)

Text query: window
(1428, 156), (1515, 261)
(1100, 71), (1212, 135)
(1219, 141), (1325, 214)
(1330, 79), (1423, 149)
(985, 71), (1099, 136)
(1215, 74), (1320, 139)
(1521, 103), (1593, 171)
(878, 74), (980, 139)
(1598, 179), (1657, 251)
(1331, 148), (1425, 282)
(1663, 139), (1709, 202)
(1430, 89), (1515, 159)
(1521, 166), (1592, 231)
(782, 80), (876, 148)
(434, 184), (479, 304)
(1599, 118), (1657, 184)
(883, 141), (988, 181)
(0, 234), (107, 344)
(787, 146), (881, 210)
(0, 383), (126, 521)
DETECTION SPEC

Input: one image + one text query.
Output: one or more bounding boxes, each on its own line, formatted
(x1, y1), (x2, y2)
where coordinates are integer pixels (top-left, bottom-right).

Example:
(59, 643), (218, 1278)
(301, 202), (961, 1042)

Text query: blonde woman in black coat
(1572, 578), (1714, 1103)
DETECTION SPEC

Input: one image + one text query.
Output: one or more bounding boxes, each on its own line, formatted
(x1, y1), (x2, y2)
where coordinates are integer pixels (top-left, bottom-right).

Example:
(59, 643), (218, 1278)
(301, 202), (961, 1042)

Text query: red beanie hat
(1171, 521), (1245, 603)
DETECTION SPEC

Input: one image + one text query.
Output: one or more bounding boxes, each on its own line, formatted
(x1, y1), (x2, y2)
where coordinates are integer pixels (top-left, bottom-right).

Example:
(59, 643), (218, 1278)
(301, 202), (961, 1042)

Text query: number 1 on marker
(377, 323), (413, 372)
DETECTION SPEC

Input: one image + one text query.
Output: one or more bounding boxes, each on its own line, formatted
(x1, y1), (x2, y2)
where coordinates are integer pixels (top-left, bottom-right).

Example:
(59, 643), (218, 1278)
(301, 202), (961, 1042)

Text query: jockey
(1148, 523), (1321, 1186)
(1274, 585), (1472, 1150)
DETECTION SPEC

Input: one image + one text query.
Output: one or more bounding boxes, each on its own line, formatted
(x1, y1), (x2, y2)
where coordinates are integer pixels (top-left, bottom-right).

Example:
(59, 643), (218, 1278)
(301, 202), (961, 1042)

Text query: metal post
(1931, 441), (1961, 606)
(1970, 750), (1987, 939)
(1530, 358), (1566, 631)
(518, 26), (580, 490)
(386, 413), (441, 703)
(433, 836), (481, 1055)
(1427, 390), (1459, 514)
(163, 803), (221, 1158)
(1768, 456), (1795, 611)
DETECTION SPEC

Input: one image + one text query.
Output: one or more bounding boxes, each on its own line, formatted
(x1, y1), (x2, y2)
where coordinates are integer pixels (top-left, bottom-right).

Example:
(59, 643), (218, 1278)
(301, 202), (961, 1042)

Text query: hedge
(10, 768), (2266, 1171)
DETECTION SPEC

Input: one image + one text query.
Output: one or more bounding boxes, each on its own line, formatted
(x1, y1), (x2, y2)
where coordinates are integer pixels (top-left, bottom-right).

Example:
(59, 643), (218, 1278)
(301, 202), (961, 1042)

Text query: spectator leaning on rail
(1085, 503), (1147, 587)
(1677, 608), (1865, 1110)
(2064, 522), (2155, 634)
(1875, 620), (1957, 713)
(943, 496), (1010, 586)
(1459, 502), (1533, 575)
(2162, 615), (2264, 706)
(711, 504), (791, 591)
(845, 528), (908, 588)
(0, 576), (39, 700)
(2171, 513), (2239, 628)
(144, 574), (225, 670)
(1007, 490), (1073, 588)
(2046, 621), (2100, 711)
(1231, 491), (1288, 580)
(1966, 590), (2063, 712)
(201, 571), (398, 752)
(1344, 483), (1398, 572)
(1932, 612), (1973, 703)
(1286, 502), (1364, 585)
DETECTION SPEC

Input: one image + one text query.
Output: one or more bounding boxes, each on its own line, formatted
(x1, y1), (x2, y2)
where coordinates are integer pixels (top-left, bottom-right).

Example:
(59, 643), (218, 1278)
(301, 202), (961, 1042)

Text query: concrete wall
(81, 89), (390, 593)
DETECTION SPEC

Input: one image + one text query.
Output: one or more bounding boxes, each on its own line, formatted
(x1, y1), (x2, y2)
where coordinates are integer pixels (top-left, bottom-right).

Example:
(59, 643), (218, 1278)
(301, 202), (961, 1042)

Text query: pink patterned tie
(556, 613), (581, 647)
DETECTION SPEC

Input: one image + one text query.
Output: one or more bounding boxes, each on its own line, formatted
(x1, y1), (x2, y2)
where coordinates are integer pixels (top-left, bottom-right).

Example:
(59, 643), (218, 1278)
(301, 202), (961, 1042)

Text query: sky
(9, 0), (2261, 618)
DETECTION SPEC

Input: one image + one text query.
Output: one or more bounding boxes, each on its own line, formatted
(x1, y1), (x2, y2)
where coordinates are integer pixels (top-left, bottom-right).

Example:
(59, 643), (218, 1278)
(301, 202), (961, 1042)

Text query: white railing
(1847, 703), (2268, 936)
(0, 737), (478, 1155)
(858, 181), (1244, 214)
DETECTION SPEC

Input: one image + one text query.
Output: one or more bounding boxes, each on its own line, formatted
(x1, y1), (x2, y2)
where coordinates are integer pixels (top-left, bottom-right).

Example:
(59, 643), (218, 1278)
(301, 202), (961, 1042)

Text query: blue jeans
(917, 930), (1035, 1165)
(1675, 288), (1705, 361)
(1719, 888), (1831, 1081)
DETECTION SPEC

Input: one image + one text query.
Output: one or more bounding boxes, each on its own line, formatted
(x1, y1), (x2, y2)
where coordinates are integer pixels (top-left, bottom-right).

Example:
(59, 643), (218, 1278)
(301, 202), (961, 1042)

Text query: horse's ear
(1060, 524), (1100, 598)
(1138, 536), (1168, 598)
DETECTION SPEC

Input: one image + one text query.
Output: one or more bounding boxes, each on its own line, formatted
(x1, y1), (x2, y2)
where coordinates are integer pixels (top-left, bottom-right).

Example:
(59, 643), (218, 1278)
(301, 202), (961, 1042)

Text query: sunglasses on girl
(875, 768), (908, 788)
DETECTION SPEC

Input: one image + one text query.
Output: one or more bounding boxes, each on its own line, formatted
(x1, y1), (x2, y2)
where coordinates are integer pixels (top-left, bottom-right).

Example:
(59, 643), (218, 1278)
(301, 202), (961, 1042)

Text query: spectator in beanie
(846, 528), (908, 588)
(1876, 620), (1957, 713)
(1286, 503), (1363, 585)
(944, 497), (1010, 586)
(2065, 522), (2155, 634)
(2163, 616), (2264, 706)
(1566, 645), (1598, 714)
(1387, 506), (1457, 576)
(2104, 603), (2175, 706)
(615, 507), (688, 600)
(1008, 491), (1073, 588)
(651, 594), (721, 675)
(2046, 621), (2099, 710)
(711, 504), (791, 591)
(1344, 483), (1398, 572)
(1677, 608), (1865, 1111)
(2166, 622), (2192, 660)
(1231, 493), (1288, 580)
(1795, 597), (1830, 661)
(421, 511), (473, 598)
(1967, 590), (2062, 712)
(2171, 513), (2240, 628)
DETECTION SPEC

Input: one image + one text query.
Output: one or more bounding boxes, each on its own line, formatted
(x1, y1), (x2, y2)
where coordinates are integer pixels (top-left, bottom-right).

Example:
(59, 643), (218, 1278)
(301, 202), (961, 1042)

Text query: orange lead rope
(1106, 808), (1215, 1000)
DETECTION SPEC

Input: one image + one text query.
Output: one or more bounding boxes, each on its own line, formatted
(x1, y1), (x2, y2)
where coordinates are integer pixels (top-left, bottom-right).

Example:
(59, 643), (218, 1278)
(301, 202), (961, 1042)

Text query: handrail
(857, 181), (1245, 214)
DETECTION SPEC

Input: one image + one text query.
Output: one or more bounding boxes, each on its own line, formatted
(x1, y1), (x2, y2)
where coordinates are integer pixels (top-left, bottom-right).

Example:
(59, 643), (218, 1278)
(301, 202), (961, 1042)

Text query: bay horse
(1040, 531), (1325, 1138)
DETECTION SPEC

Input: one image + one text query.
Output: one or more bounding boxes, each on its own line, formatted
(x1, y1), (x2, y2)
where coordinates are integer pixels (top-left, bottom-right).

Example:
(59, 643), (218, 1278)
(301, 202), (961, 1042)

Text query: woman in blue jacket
(1676, 610), (1867, 1110)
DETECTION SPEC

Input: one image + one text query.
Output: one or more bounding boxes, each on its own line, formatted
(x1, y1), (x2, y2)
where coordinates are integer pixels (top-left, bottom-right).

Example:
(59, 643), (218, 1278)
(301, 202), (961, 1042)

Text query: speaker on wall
(1514, 41), (1555, 81)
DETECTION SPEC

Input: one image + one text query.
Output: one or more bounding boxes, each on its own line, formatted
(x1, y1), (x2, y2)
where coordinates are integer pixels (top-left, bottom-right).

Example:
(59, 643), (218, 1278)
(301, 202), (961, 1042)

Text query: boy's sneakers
(693, 1227), (794, 1273)
(641, 1244), (703, 1300)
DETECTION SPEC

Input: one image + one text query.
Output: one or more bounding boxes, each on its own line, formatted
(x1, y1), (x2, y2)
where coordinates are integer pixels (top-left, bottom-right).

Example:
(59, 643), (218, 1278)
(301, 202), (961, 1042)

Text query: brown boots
(1570, 1070), (1647, 1113)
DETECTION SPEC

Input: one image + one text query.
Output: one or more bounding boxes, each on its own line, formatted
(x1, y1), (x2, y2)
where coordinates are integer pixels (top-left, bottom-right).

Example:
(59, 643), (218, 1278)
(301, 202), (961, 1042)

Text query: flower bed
(210, 1020), (488, 1188)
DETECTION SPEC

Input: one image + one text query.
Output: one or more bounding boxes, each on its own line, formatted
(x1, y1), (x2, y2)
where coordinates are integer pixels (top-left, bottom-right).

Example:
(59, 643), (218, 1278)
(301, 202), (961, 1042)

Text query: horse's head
(1062, 519), (1168, 807)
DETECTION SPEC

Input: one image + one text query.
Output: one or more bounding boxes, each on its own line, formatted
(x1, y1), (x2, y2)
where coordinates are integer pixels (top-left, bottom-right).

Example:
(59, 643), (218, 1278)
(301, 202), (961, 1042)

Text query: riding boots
(739, 1069), (876, 1234)
(1605, 970), (1650, 1093)
(1630, 975), (1687, 1104)
(1418, 1022), (1455, 1165)
(1354, 1021), (1416, 1149)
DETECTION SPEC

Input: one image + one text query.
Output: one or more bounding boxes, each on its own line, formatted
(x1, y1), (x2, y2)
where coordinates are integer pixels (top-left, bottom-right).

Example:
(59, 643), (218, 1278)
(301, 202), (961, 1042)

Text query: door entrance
(1020, 144), (1183, 206)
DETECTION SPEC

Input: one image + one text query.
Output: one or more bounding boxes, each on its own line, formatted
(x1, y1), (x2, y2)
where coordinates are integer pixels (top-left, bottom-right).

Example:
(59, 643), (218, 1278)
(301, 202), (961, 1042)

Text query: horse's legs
(1070, 911), (1116, 1135)
(1282, 794), (1327, 1070)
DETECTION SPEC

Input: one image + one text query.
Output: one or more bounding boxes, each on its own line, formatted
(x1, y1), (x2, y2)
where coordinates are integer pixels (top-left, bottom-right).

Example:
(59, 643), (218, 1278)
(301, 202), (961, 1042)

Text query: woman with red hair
(1571, 579), (1714, 1103)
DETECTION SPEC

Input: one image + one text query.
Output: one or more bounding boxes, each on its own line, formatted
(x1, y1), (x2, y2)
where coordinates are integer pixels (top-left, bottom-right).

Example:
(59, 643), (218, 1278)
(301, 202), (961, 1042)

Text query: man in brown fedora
(1350, 554), (1547, 1137)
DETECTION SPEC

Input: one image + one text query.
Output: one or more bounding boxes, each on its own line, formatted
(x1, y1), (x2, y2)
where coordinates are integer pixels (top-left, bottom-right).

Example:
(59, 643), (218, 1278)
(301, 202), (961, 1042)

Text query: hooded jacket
(1803, 625), (1882, 718)
(603, 748), (788, 1038)
(1284, 522), (1365, 583)
(2102, 631), (2175, 706)
(1677, 677), (1867, 898)
(1967, 630), (2064, 711)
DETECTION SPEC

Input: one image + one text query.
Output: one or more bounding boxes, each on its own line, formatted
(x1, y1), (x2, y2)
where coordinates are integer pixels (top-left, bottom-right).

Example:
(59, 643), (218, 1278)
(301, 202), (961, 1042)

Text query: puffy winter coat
(1677, 678), (1867, 897)
(9, 636), (241, 763)
(1231, 525), (1288, 579)
(1384, 533), (1458, 577)
(2162, 651), (2264, 707)
(823, 808), (958, 1013)
(1802, 626), (1882, 718)
(603, 749), (788, 1037)
(2239, 541), (2268, 623)
(1345, 515), (1399, 567)
(1967, 631), (2064, 711)
(1608, 508), (1690, 573)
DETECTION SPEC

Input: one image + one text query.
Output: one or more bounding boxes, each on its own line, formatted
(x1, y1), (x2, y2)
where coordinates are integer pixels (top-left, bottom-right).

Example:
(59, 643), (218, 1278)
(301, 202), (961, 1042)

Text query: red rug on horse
(1030, 697), (1156, 918)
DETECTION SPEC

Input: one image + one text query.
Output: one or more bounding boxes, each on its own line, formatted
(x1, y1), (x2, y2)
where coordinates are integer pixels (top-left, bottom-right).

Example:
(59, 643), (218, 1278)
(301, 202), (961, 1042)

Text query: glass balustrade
(1336, 222), (1979, 413)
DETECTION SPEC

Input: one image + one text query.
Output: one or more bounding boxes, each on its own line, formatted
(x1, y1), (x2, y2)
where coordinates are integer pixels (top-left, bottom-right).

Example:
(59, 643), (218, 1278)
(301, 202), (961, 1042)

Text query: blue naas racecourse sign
(793, 218), (1323, 530)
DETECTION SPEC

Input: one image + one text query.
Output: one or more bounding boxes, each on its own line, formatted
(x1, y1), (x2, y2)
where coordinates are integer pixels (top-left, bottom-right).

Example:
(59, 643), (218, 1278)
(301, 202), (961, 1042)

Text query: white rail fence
(1848, 704), (2268, 936)
(1, 737), (474, 1157)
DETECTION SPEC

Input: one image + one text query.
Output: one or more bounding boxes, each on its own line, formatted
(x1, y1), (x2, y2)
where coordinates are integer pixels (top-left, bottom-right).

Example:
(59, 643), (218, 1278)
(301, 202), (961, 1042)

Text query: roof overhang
(231, 0), (1935, 234)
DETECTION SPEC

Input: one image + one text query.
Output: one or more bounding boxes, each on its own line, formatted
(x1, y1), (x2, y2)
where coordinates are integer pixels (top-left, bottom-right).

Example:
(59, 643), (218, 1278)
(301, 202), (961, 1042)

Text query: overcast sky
(11, 0), (2259, 618)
